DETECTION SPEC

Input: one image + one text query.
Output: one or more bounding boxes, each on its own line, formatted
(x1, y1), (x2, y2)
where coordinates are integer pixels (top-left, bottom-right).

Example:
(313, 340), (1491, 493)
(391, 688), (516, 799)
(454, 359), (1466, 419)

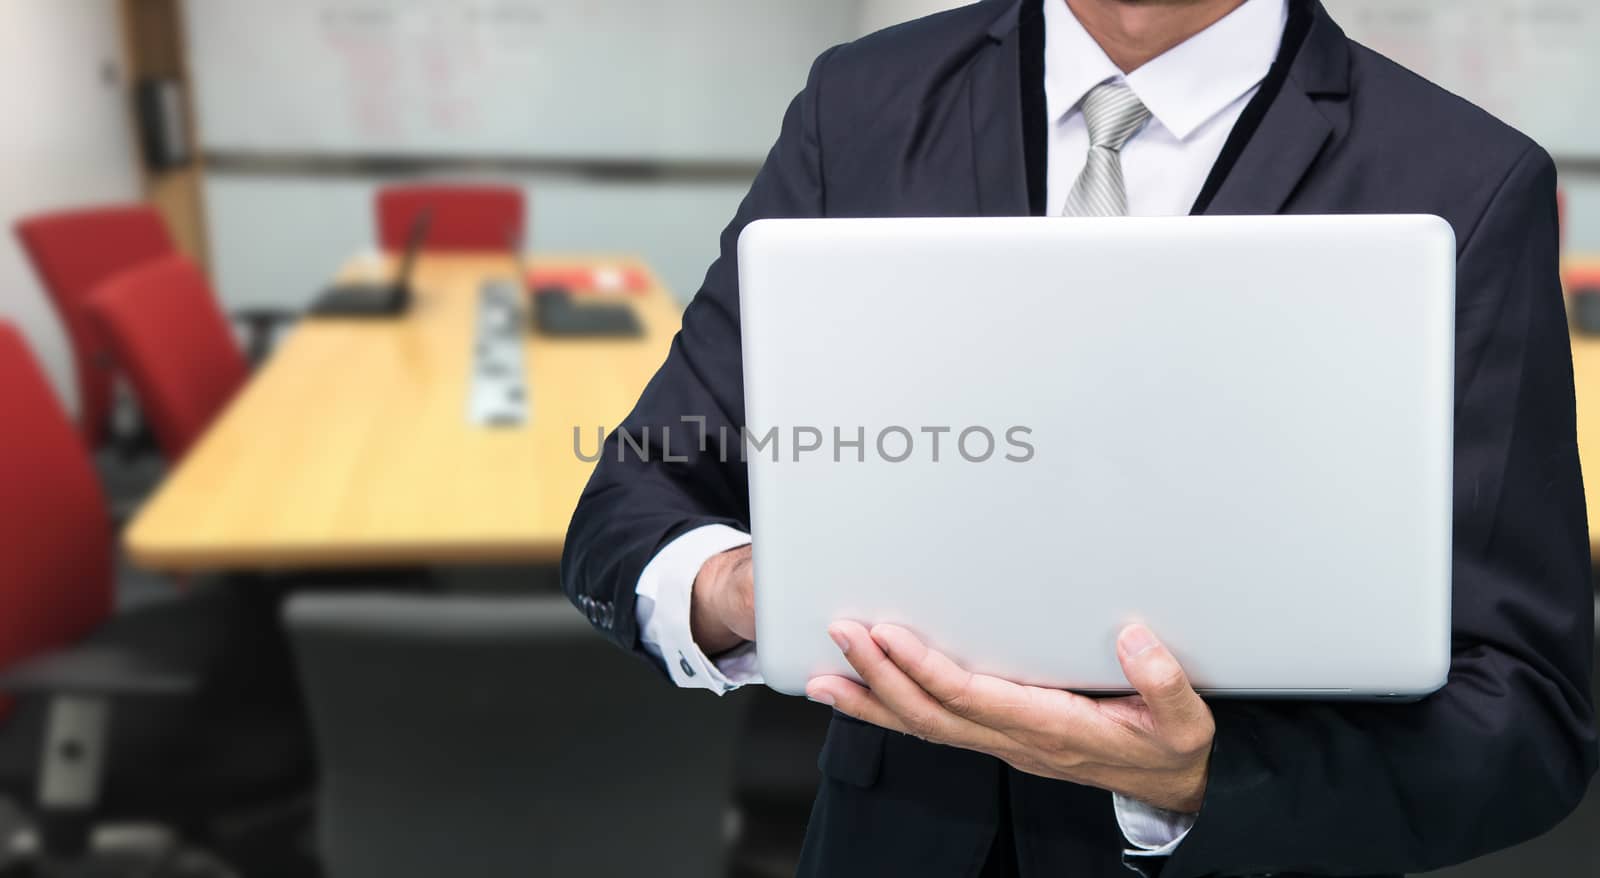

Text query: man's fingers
(805, 676), (910, 734)
(690, 545), (756, 654)
(826, 621), (1015, 752)
(870, 624), (1036, 730)
(724, 552), (757, 640)
(866, 624), (1109, 763)
(1116, 624), (1212, 751)
(828, 620), (959, 740)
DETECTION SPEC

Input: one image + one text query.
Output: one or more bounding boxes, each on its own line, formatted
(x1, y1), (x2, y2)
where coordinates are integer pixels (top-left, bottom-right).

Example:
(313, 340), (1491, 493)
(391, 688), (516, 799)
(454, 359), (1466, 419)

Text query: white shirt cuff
(634, 523), (761, 693)
(1113, 793), (1196, 857)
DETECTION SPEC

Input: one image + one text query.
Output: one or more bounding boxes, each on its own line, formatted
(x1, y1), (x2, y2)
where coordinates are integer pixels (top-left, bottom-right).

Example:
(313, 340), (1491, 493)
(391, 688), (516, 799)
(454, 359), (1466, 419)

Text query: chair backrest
(13, 205), (176, 445)
(86, 255), (248, 462)
(285, 593), (747, 878)
(0, 323), (115, 714)
(375, 185), (525, 252)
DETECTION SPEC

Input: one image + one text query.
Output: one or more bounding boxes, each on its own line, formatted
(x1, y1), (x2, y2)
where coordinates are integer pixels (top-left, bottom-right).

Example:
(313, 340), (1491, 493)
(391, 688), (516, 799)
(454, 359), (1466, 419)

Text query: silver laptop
(737, 216), (1454, 699)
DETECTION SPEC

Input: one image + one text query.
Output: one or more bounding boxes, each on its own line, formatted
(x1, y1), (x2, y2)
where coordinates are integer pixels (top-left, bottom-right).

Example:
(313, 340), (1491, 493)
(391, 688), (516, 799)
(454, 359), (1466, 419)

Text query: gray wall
(0, 0), (142, 413)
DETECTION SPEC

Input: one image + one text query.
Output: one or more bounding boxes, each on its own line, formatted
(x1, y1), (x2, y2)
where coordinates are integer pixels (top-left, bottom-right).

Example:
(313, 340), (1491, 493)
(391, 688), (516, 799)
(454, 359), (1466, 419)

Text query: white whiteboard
(1325, 0), (1600, 159)
(185, 0), (861, 161)
(186, 0), (1600, 161)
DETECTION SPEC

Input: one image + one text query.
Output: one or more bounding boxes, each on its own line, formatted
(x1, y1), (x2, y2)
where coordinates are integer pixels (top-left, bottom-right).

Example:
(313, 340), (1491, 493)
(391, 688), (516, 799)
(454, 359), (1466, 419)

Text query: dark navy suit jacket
(563, 1), (1598, 875)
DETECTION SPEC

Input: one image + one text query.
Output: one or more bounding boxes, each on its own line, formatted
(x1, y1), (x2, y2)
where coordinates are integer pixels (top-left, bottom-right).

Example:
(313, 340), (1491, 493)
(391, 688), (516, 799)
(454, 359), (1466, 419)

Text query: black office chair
(285, 593), (750, 878)
(0, 586), (310, 878)
(0, 323), (313, 877)
(1569, 285), (1600, 335)
(729, 689), (832, 877)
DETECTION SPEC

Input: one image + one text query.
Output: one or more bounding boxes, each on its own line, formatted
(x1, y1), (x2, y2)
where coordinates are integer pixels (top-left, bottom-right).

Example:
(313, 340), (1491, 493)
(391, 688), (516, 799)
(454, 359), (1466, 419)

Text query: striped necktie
(1061, 82), (1152, 217)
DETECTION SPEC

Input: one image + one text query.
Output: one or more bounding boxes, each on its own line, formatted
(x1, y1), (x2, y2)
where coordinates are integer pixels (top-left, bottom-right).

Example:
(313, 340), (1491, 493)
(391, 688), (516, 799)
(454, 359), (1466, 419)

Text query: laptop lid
(736, 215), (1455, 698)
(391, 208), (432, 306)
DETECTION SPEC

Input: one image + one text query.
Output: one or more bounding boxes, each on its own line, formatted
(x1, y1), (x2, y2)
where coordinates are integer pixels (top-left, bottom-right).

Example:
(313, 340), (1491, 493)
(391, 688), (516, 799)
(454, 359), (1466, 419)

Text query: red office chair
(375, 184), (526, 252)
(0, 322), (312, 873)
(13, 206), (175, 447)
(85, 255), (249, 463)
(15, 206), (293, 455)
(0, 327), (116, 719)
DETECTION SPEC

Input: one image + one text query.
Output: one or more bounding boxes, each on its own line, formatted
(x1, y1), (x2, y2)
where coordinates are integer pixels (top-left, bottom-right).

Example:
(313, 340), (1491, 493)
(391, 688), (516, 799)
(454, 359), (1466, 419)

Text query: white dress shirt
(635, 0), (1288, 859)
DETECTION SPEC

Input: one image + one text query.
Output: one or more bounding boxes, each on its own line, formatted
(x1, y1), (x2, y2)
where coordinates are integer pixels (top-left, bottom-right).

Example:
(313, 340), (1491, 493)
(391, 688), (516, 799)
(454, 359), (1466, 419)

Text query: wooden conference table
(120, 250), (1600, 570)
(125, 253), (681, 572)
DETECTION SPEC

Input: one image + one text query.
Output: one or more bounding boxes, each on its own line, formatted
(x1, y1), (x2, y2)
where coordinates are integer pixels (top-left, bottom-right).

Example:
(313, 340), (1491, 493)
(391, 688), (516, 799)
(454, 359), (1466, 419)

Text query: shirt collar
(1043, 0), (1288, 141)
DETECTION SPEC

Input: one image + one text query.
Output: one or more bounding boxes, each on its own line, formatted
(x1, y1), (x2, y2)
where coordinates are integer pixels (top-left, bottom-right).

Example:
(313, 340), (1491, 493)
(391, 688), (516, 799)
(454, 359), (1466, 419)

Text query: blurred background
(0, 1), (1594, 876)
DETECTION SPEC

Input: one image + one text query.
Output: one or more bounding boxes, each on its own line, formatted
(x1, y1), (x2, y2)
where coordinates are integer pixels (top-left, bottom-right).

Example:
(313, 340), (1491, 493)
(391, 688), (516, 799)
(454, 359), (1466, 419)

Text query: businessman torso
(564, 1), (1595, 876)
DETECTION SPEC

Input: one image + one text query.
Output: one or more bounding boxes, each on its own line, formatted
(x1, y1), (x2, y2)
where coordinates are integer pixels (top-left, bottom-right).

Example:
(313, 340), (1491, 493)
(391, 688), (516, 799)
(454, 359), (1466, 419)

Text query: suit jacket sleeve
(1164, 146), (1598, 876)
(560, 48), (835, 661)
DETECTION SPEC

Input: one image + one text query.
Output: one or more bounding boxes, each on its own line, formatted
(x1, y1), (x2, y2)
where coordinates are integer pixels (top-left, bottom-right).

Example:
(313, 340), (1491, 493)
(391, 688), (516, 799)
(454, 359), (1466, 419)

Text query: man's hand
(807, 622), (1214, 814)
(690, 544), (755, 655)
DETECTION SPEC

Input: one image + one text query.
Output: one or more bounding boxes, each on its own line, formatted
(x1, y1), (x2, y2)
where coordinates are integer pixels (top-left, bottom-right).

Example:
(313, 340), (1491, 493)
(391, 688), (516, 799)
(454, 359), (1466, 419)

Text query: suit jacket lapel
(969, 0), (1351, 219)
(1200, 1), (1352, 216)
(1201, 90), (1332, 216)
(970, 2), (1030, 217)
